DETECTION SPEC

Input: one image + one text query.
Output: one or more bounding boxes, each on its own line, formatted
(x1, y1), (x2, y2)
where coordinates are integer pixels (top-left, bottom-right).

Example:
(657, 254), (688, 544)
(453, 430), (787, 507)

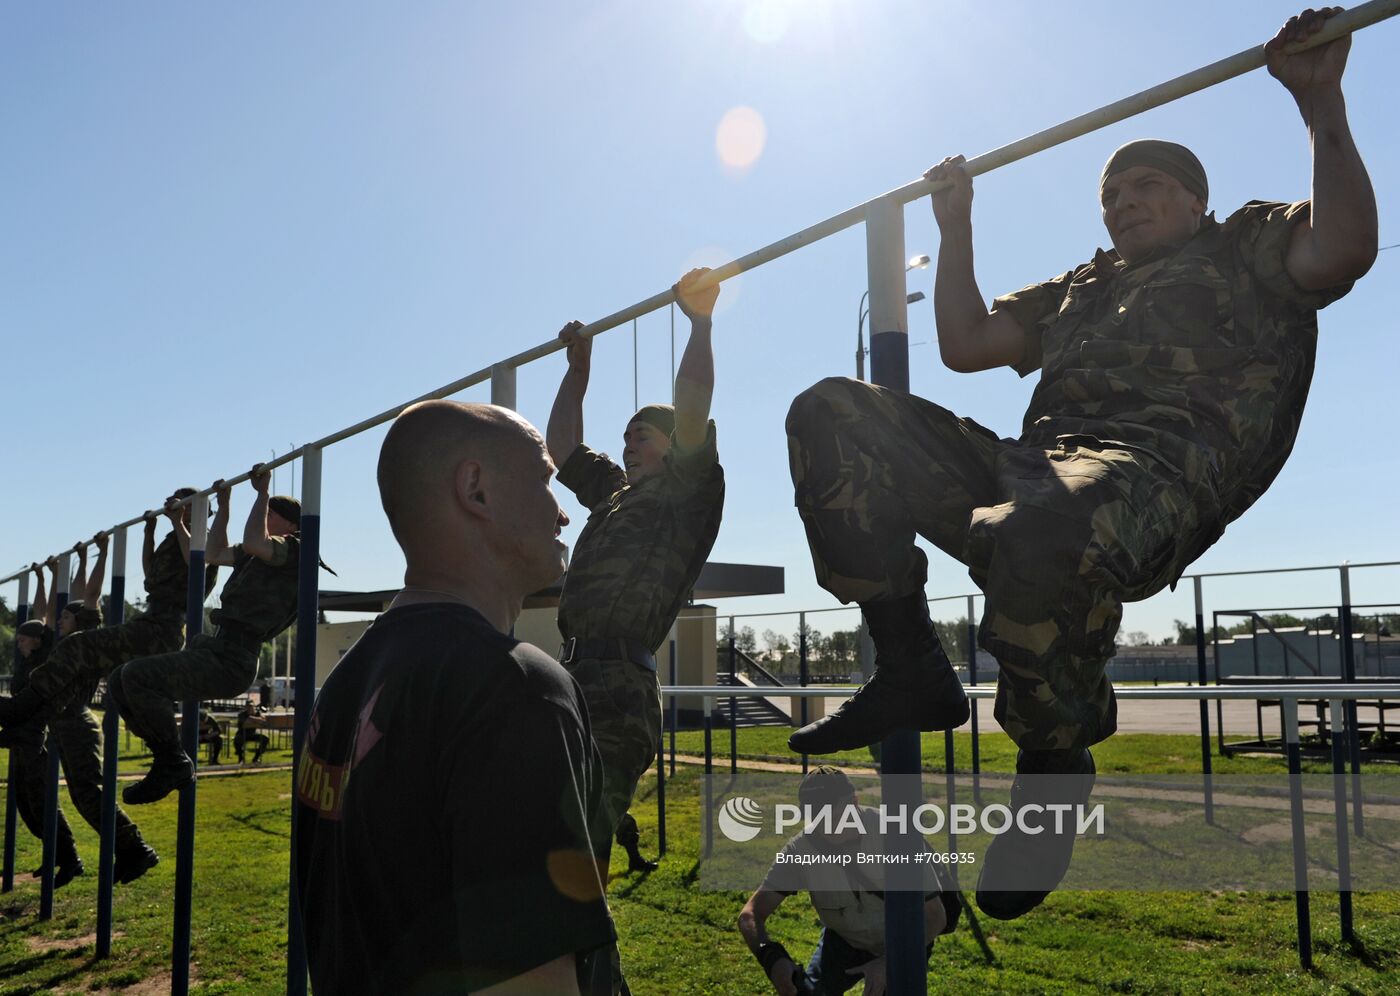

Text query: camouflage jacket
(556, 421), (725, 652)
(995, 200), (1352, 562)
(210, 535), (300, 642)
(145, 530), (219, 620)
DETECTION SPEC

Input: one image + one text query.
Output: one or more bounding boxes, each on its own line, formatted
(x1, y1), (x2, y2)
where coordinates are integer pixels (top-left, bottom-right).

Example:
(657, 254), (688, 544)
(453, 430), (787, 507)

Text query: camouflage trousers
(787, 377), (1202, 751)
(28, 614), (185, 714)
(13, 704), (147, 859)
(110, 634), (260, 758)
(562, 656), (662, 854)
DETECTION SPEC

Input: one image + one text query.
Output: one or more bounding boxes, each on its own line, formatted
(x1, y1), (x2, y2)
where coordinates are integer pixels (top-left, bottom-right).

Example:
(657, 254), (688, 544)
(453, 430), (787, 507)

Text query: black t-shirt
(293, 602), (615, 994)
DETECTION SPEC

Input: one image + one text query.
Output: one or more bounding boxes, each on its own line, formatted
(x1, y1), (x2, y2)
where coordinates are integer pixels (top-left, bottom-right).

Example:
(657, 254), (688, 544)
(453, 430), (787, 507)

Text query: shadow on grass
(227, 809), (291, 840)
(0, 944), (100, 995)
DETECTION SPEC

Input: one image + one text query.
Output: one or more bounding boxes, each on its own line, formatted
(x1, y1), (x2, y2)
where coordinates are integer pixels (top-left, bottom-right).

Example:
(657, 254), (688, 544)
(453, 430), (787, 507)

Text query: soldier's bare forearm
(674, 318), (713, 448)
(1297, 86), (1377, 286)
(241, 491), (275, 560)
(546, 367), (588, 467)
(86, 545), (108, 604)
(934, 225), (991, 371)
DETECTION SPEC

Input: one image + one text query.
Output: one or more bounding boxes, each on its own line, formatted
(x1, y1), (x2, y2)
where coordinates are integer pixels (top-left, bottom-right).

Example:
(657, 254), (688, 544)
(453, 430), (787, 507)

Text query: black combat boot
(976, 747), (1096, 920)
(788, 592), (969, 754)
(114, 839), (161, 884)
(123, 748), (195, 805)
(54, 839), (85, 889)
(615, 813), (658, 873)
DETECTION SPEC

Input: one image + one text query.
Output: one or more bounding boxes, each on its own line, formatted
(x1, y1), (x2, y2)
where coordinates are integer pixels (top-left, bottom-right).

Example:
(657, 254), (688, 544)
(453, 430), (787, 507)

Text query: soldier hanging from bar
(783, 6), (1377, 923)
(548, 267), (726, 994)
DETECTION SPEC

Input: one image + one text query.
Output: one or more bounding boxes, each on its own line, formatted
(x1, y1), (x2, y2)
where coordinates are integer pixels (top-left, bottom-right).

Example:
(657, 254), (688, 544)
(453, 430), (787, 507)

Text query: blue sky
(3, 1), (1397, 642)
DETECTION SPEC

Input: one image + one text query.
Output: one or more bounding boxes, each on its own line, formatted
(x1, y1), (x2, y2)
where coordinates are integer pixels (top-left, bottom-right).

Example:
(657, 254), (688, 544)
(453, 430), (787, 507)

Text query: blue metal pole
(287, 446), (322, 996)
(703, 697), (713, 859)
(867, 194), (924, 995)
(1194, 578), (1214, 825)
(2, 574), (28, 893)
(668, 639), (677, 777)
(655, 731), (666, 857)
(728, 616), (737, 774)
(40, 553), (71, 920)
(1339, 567), (1363, 837)
(172, 496), (208, 996)
(798, 612), (808, 775)
(1282, 698), (1312, 969)
(1328, 699), (1354, 945)
(97, 528), (126, 958)
(967, 594), (981, 804)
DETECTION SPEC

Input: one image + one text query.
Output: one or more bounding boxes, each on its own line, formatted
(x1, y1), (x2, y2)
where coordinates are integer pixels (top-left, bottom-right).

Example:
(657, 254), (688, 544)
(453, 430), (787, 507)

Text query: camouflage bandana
(629, 404), (675, 438)
(1100, 139), (1208, 204)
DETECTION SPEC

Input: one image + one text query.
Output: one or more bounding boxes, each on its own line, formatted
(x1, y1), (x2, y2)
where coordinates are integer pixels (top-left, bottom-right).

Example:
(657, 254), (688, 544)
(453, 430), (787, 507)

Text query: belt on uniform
(211, 624), (267, 654)
(559, 637), (656, 673)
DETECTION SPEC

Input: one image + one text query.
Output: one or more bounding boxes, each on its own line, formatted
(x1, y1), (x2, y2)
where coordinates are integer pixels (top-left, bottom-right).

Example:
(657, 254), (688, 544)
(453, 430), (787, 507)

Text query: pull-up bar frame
(1, 4), (1396, 994)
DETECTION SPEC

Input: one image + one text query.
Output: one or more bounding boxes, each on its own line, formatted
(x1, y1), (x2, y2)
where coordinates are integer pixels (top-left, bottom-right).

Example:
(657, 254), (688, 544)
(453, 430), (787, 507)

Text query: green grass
(0, 733), (1397, 993)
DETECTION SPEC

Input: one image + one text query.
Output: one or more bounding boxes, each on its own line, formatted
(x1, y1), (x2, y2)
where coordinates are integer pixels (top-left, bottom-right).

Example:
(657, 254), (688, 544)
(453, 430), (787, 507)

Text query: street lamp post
(857, 254), (929, 380)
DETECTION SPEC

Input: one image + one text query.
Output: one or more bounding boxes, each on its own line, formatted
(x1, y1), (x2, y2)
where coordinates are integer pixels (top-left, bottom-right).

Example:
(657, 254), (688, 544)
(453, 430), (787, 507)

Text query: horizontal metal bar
(1182, 560), (1400, 581)
(661, 684), (1400, 701)
(4, 1), (1398, 586)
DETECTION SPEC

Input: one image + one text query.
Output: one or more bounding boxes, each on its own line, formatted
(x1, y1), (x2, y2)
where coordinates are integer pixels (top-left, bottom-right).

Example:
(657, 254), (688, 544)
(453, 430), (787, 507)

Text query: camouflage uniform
(112, 535), (299, 758)
(51, 606), (155, 858)
(788, 201), (1351, 751)
(556, 422), (725, 843)
(26, 532), (218, 713)
(10, 630), (83, 869)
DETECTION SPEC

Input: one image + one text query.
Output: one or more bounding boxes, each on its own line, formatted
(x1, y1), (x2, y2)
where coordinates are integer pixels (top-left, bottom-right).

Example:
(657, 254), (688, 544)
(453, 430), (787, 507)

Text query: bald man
(294, 400), (614, 996)
(784, 7), (1376, 922)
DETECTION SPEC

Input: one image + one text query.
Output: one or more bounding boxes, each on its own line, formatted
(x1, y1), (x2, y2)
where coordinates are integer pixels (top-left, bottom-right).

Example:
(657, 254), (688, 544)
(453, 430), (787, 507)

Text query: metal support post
(728, 616), (737, 773)
(1283, 698), (1312, 969)
(703, 697), (714, 859)
(2, 573), (28, 893)
(97, 527), (126, 958)
(966, 594), (981, 802)
(1213, 616), (1225, 755)
(798, 612), (809, 774)
(1339, 567), (1363, 836)
(1329, 699), (1354, 945)
(489, 363), (517, 410)
(655, 732), (666, 857)
(668, 639), (677, 776)
(867, 194), (924, 995)
(287, 446), (323, 996)
(172, 497), (207, 994)
(39, 552), (71, 920)
(1194, 578), (1213, 824)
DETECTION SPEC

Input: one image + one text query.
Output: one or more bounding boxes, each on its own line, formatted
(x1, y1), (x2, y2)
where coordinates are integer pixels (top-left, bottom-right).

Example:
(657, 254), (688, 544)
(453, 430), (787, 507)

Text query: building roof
(319, 560), (785, 614)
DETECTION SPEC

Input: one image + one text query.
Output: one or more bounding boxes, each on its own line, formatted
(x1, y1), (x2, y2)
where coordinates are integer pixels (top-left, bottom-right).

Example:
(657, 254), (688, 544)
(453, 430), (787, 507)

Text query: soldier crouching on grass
(738, 767), (959, 996)
(784, 6), (1376, 923)
(110, 466), (315, 804)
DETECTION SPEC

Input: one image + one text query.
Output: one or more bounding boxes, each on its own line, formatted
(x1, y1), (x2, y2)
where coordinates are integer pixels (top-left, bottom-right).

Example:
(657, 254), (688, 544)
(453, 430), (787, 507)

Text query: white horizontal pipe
(661, 684), (1400, 701)
(3, 1), (1397, 583)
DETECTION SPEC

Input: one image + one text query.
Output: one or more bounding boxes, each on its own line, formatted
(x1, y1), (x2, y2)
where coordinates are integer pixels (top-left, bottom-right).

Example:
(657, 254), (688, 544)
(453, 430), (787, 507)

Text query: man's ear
(454, 459), (491, 521)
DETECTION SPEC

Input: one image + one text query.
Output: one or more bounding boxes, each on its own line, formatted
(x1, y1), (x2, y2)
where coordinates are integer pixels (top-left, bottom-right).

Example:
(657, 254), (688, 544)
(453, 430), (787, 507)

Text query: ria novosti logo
(716, 796), (1106, 841)
(718, 796), (765, 842)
